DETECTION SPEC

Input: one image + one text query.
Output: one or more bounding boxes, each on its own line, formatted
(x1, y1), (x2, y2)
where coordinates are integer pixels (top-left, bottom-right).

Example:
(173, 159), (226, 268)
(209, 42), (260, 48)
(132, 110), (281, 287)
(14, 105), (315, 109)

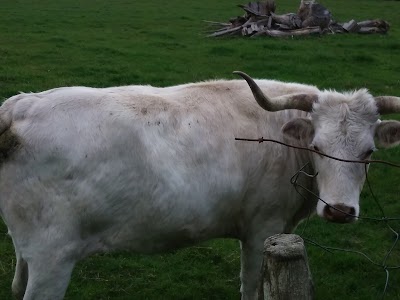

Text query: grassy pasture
(0, 0), (400, 299)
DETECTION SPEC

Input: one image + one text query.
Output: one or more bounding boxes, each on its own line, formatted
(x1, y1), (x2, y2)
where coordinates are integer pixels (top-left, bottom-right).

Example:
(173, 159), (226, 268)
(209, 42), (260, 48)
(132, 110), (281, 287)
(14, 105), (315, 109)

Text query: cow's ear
(375, 120), (400, 148)
(282, 118), (314, 142)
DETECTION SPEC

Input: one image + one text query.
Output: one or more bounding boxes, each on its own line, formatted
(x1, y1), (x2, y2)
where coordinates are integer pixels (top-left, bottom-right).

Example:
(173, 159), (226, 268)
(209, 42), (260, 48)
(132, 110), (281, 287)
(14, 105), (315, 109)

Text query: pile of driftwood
(206, 0), (390, 37)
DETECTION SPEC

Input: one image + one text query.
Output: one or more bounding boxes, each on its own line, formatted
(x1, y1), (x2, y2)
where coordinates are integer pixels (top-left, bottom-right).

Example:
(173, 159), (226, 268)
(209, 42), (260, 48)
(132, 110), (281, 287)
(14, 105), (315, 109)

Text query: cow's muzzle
(323, 203), (356, 223)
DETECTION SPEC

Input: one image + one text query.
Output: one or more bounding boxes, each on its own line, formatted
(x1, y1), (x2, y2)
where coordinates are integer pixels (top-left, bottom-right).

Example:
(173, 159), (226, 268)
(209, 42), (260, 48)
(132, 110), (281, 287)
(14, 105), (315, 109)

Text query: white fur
(0, 79), (398, 300)
(310, 89), (379, 218)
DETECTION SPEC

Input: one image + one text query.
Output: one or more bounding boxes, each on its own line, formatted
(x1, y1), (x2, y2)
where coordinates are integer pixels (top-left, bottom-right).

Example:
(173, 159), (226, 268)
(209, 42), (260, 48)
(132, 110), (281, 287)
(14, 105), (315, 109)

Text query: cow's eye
(310, 145), (323, 158)
(362, 149), (375, 160)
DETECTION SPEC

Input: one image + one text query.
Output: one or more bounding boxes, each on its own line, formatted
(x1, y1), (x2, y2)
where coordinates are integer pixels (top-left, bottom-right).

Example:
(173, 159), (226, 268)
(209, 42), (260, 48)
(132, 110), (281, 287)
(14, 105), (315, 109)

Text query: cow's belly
(97, 219), (225, 254)
(0, 147), (242, 257)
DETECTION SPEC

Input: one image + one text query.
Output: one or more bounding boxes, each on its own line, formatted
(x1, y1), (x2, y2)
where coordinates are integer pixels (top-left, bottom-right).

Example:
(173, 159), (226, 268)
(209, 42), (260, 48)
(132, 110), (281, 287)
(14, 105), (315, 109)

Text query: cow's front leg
(11, 250), (28, 300)
(239, 239), (264, 300)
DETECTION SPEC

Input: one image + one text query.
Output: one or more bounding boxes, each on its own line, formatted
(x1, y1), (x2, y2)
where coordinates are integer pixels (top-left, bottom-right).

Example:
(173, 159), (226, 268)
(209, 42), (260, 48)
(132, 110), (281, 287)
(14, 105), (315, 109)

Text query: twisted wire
(235, 137), (400, 298)
(292, 167), (399, 299)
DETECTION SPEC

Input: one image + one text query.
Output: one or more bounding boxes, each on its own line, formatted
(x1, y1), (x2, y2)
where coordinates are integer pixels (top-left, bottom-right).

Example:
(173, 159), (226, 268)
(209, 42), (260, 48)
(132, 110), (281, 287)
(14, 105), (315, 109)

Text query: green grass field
(0, 0), (400, 299)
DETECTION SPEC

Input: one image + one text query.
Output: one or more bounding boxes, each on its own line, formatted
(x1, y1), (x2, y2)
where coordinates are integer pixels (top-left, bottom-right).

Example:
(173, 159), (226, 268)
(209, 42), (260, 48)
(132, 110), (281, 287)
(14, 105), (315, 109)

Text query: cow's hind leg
(11, 251), (28, 300)
(22, 252), (76, 300)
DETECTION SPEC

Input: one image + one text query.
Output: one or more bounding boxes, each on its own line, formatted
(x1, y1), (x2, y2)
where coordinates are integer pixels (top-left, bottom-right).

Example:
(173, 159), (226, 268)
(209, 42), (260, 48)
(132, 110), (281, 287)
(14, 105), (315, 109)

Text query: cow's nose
(323, 204), (356, 223)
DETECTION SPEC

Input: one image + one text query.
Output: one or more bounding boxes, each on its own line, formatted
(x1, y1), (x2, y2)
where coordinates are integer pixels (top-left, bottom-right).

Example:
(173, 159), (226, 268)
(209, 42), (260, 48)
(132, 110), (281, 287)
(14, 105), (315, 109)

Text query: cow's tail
(0, 97), (16, 135)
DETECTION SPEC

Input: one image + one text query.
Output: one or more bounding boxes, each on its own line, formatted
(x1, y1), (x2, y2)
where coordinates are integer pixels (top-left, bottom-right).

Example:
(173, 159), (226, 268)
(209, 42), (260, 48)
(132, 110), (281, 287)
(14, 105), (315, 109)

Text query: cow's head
(235, 71), (400, 223)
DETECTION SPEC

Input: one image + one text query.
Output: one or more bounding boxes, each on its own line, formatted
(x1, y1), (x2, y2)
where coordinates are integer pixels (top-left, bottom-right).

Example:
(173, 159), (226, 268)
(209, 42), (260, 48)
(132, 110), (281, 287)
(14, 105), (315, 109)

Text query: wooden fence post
(258, 234), (314, 300)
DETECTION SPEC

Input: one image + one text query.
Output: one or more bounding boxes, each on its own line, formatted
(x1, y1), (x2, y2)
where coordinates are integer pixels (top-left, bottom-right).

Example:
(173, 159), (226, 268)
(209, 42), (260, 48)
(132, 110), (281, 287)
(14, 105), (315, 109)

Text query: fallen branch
(207, 26), (242, 37)
(253, 27), (321, 38)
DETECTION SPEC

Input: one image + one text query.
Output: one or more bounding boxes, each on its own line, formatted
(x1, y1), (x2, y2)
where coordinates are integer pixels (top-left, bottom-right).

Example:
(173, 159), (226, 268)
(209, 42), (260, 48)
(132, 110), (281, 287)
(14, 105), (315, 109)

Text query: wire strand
(235, 137), (400, 168)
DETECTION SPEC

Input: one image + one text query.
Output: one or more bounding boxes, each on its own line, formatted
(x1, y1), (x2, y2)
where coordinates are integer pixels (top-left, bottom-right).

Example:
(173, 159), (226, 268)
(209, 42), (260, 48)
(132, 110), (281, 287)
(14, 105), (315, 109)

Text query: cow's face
(282, 89), (400, 223)
(234, 71), (400, 224)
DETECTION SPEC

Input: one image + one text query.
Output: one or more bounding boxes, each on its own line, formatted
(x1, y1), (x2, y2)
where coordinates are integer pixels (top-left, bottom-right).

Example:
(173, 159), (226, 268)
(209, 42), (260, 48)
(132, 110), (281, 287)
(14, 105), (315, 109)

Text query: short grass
(0, 0), (400, 299)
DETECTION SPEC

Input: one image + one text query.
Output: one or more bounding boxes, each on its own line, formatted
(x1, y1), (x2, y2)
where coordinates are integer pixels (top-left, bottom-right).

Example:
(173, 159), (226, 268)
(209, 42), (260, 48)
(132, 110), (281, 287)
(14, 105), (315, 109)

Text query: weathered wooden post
(258, 234), (314, 300)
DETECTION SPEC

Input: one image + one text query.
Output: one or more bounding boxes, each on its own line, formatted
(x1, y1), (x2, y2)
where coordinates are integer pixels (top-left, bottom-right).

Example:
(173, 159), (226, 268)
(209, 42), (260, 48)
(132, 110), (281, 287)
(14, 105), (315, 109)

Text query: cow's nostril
(349, 206), (356, 216)
(324, 205), (334, 217)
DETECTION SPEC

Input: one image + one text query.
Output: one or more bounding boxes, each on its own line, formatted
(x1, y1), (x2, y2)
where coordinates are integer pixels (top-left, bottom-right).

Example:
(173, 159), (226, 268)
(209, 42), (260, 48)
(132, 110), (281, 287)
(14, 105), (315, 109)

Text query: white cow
(0, 72), (399, 300)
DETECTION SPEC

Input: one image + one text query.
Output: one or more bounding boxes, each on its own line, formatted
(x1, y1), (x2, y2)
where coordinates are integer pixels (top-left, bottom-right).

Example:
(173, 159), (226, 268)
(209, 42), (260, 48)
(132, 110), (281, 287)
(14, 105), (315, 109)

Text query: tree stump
(259, 234), (314, 300)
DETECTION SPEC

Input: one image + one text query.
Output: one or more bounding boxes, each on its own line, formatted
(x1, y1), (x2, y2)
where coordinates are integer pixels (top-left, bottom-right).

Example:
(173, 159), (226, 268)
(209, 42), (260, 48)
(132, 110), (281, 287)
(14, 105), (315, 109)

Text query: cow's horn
(233, 71), (316, 112)
(374, 96), (400, 115)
